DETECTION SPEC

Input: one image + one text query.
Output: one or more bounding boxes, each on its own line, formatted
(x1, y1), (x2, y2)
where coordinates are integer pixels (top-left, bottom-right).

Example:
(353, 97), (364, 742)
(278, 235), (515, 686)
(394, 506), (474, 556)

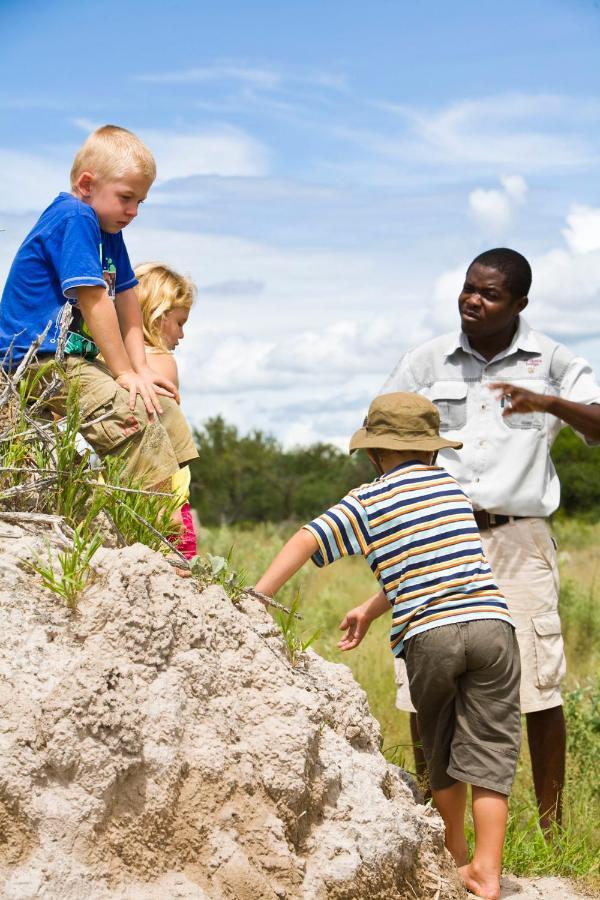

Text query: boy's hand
(116, 369), (165, 416)
(136, 364), (180, 404)
(338, 607), (372, 651)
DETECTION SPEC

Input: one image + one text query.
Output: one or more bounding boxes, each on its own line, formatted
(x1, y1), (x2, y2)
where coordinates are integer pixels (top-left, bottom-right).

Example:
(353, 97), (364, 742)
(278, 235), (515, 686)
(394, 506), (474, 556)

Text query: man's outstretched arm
(491, 382), (600, 442)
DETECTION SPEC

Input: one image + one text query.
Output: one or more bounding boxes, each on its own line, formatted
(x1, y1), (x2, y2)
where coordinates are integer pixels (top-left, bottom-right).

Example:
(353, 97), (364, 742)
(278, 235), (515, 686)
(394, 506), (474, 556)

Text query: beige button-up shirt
(382, 318), (600, 517)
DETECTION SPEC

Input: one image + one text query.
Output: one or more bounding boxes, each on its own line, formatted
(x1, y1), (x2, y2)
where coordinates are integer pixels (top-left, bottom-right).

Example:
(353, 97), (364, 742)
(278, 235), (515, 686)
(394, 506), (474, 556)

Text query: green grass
(202, 520), (600, 891)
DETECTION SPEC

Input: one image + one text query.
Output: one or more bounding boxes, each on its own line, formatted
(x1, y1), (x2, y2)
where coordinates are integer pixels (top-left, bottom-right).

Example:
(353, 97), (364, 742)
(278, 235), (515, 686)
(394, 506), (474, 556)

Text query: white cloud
(501, 174), (528, 204)
(562, 205), (600, 255)
(468, 188), (513, 234)
(0, 150), (67, 214)
(430, 264), (465, 332)
(340, 94), (599, 184)
(411, 95), (597, 170)
(142, 127), (270, 180)
(135, 64), (282, 89)
(468, 174), (528, 235)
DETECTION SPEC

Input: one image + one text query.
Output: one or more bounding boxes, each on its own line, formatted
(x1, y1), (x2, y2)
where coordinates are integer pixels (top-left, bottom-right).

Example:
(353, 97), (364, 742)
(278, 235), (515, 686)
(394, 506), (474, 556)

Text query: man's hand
(338, 606), (372, 651)
(490, 381), (551, 417)
(491, 381), (600, 440)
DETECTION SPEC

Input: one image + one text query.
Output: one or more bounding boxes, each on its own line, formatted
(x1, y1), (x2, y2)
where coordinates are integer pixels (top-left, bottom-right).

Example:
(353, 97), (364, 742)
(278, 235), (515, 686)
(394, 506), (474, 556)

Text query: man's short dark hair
(468, 248), (532, 300)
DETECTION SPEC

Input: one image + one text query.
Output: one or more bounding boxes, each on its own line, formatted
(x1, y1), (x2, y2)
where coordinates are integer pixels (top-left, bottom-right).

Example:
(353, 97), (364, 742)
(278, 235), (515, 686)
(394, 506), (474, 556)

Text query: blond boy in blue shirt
(0, 125), (197, 488)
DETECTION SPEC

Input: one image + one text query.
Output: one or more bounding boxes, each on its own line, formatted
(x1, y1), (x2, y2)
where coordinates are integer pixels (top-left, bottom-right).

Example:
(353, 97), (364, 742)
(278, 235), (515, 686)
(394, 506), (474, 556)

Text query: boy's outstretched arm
(338, 589), (390, 652)
(254, 528), (319, 597)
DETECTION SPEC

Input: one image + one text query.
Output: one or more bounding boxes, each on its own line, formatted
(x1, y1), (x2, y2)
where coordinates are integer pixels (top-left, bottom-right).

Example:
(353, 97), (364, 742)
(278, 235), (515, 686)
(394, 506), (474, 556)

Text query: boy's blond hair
(70, 125), (156, 187)
(135, 262), (196, 352)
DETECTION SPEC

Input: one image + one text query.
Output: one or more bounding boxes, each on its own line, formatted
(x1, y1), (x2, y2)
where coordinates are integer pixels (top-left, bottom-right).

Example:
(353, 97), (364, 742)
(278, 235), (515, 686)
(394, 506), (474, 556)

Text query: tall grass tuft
(1, 359), (185, 605)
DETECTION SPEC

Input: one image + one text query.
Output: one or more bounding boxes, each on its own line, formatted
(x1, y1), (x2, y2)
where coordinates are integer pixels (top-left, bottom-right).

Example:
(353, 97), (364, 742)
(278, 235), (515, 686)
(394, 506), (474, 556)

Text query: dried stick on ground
(0, 320), (52, 408)
(113, 498), (191, 568)
(244, 586), (303, 620)
(28, 304), (72, 414)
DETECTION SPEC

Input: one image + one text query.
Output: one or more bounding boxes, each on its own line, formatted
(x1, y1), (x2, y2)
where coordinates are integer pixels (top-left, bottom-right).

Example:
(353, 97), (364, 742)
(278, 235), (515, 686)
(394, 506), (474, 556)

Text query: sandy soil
(495, 875), (595, 899)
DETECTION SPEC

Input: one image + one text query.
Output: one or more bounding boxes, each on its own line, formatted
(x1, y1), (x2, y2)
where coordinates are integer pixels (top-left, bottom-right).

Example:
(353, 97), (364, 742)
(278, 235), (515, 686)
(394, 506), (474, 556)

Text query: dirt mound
(0, 522), (464, 899)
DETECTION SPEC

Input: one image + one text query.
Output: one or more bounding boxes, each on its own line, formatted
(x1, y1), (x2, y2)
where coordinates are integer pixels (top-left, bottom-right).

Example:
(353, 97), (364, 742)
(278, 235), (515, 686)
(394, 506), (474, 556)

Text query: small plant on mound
(190, 551), (247, 602)
(275, 592), (320, 665)
(30, 523), (103, 609)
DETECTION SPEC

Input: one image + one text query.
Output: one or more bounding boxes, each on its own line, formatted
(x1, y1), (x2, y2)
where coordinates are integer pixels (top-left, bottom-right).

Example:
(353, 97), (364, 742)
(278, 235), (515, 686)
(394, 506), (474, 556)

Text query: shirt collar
(380, 460), (429, 480)
(443, 316), (540, 362)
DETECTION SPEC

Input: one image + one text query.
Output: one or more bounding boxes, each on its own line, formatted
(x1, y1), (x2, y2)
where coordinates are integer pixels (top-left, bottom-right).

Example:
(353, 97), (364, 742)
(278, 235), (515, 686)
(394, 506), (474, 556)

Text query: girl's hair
(135, 262), (196, 352)
(70, 124), (156, 187)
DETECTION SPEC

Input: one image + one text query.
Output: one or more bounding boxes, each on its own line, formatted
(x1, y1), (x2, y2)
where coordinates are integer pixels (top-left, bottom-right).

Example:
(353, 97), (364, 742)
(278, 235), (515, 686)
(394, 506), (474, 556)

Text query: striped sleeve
(303, 495), (369, 568)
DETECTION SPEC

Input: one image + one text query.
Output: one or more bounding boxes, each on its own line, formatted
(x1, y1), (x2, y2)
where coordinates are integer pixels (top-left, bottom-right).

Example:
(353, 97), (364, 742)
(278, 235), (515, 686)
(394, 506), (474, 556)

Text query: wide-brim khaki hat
(349, 392), (463, 454)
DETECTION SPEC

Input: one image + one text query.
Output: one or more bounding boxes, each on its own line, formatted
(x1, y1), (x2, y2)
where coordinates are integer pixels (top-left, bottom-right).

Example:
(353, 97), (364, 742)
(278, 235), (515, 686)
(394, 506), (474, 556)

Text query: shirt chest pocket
(427, 381), (468, 431)
(501, 379), (546, 431)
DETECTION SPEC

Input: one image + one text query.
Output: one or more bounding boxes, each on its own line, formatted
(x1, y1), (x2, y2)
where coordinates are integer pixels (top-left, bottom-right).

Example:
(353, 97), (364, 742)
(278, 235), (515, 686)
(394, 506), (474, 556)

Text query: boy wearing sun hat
(254, 392), (521, 900)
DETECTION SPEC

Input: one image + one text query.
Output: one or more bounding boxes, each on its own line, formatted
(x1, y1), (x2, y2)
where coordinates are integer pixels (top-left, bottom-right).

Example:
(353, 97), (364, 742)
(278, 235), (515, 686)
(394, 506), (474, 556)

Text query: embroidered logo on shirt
(526, 357), (542, 374)
(103, 257), (117, 299)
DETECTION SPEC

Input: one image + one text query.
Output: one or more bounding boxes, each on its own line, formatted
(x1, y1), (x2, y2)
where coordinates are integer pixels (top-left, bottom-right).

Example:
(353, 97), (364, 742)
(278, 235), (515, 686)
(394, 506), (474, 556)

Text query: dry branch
(244, 586), (303, 620)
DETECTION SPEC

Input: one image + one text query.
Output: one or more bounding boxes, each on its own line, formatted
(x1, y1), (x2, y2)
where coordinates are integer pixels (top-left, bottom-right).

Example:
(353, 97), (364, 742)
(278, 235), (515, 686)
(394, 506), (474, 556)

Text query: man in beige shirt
(383, 247), (600, 829)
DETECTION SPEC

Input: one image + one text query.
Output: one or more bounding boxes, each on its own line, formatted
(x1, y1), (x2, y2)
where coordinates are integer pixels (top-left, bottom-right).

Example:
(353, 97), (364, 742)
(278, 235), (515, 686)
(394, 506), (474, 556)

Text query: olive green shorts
(51, 356), (198, 488)
(404, 619), (521, 796)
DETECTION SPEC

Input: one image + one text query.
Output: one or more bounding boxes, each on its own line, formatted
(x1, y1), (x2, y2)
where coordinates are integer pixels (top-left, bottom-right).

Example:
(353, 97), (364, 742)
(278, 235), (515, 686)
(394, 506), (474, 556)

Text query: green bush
(190, 416), (372, 525)
(552, 428), (600, 520)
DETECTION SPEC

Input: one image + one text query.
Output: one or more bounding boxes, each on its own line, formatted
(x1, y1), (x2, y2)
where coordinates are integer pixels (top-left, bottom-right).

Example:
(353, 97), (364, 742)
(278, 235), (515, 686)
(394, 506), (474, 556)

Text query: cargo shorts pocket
(531, 612), (566, 689)
(79, 383), (144, 455)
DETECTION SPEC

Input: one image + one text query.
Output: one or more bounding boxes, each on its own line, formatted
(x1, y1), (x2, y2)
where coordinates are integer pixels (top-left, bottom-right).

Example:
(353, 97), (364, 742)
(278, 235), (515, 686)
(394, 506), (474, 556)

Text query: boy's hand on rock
(338, 608), (371, 651)
(116, 369), (163, 416)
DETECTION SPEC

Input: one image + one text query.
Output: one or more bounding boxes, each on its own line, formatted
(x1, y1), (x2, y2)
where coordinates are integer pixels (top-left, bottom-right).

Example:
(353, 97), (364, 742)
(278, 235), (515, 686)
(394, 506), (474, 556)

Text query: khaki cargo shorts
(404, 619), (521, 795)
(395, 517), (565, 715)
(51, 357), (198, 488)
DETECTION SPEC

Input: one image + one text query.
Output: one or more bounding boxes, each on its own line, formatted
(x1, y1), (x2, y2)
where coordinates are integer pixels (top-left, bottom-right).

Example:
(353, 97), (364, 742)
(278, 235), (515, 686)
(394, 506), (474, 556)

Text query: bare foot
(458, 863), (500, 900)
(175, 567), (192, 578)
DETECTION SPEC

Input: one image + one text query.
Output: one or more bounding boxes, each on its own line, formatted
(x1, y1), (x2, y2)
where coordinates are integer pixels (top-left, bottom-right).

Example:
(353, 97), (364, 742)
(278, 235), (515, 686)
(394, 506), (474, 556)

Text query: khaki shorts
(395, 517), (565, 715)
(50, 357), (198, 488)
(404, 620), (521, 795)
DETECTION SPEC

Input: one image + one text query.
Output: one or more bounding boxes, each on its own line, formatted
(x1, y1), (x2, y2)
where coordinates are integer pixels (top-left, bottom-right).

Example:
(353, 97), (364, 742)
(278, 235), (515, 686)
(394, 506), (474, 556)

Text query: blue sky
(1, 0), (600, 445)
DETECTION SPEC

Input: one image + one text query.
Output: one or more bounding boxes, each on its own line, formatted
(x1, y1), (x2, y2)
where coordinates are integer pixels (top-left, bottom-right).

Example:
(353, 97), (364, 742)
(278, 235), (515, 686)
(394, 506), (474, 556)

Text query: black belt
(474, 510), (526, 530)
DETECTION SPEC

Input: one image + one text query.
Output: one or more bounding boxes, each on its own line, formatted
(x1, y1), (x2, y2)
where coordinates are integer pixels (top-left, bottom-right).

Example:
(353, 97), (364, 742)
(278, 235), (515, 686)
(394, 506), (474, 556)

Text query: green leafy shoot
(190, 551), (247, 602)
(31, 523), (103, 609)
(275, 591), (320, 665)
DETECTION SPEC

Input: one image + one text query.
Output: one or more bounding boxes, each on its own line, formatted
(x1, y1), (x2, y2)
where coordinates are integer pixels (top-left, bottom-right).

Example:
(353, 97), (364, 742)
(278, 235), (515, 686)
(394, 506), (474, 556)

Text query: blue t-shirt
(0, 193), (137, 365)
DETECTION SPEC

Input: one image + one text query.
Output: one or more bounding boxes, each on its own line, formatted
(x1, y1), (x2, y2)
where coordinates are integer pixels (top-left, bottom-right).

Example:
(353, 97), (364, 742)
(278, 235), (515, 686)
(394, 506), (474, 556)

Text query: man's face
(458, 263), (527, 340)
(87, 172), (151, 233)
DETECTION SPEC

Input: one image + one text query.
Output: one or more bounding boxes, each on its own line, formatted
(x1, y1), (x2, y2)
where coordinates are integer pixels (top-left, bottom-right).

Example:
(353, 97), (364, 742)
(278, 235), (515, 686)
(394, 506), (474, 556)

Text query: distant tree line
(189, 416), (372, 525)
(189, 417), (600, 525)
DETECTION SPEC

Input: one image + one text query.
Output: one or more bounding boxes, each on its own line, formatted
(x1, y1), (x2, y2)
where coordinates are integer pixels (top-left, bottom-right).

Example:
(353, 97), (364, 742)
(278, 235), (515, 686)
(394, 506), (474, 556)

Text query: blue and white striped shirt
(304, 461), (512, 658)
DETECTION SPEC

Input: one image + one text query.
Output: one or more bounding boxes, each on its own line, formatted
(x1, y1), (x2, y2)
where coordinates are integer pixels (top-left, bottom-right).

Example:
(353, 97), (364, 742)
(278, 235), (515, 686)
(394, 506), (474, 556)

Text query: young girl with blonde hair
(135, 262), (198, 560)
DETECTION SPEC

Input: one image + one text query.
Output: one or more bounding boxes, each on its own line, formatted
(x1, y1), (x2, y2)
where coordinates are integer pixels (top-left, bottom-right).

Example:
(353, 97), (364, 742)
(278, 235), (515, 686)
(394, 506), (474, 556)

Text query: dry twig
(244, 586), (303, 620)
